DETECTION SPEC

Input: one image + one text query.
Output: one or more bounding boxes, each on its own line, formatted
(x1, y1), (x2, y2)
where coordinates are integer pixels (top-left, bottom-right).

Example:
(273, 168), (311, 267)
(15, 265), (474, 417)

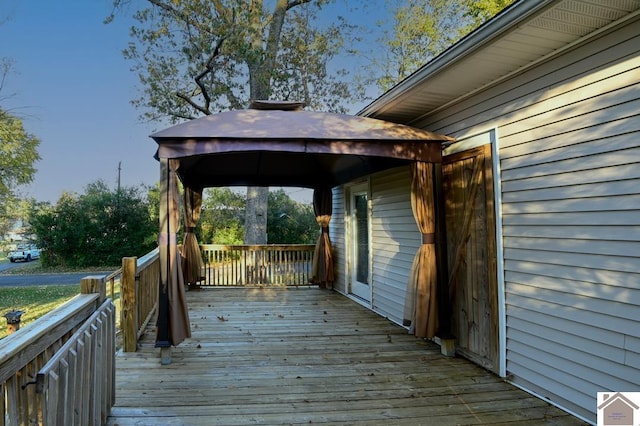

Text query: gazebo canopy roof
(151, 102), (454, 189)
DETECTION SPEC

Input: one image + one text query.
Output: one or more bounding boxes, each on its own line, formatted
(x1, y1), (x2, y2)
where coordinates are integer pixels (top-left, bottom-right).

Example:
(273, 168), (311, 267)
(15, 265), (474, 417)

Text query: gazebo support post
(156, 158), (172, 364)
(433, 163), (455, 356)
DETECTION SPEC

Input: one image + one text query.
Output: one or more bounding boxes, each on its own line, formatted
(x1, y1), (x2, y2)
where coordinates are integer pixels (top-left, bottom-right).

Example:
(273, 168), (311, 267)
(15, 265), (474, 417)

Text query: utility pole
(117, 161), (122, 193)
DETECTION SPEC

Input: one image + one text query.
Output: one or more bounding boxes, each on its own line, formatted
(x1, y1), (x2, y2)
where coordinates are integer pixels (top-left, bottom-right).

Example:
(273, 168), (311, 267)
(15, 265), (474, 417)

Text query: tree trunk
(244, 186), (268, 244)
(244, 0), (290, 246)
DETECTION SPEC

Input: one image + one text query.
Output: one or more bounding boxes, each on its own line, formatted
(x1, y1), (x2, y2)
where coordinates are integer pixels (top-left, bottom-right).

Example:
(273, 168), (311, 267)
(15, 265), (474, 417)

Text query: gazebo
(150, 101), (453, 363)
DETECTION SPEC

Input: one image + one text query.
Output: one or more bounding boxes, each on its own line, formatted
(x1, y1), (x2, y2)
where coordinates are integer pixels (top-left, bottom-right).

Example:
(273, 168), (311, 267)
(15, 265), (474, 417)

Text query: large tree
(109, 0), (355, 244)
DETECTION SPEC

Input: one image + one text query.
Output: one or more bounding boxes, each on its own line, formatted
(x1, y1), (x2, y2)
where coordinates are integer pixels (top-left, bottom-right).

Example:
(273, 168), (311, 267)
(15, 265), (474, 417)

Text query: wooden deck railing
(37, 298), (115, 425)
(200, 244), (316, 286)
(2, 244), (313, 421)
(120, 248), (160, 353)
(0, 276), (114, 426)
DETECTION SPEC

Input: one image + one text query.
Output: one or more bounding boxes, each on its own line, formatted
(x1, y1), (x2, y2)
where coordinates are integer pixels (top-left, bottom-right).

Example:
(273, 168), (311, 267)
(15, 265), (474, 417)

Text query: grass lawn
(0, 260), (122, 340)
(1, 258), (117, 275)
(0, 284), (80, 339)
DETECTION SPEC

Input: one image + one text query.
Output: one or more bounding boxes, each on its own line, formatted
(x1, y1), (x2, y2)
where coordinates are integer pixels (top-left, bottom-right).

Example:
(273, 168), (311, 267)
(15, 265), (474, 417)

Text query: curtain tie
(185, 226), (196, 233)
(321, 226), (329, 234)
(421, 233), (435, 245)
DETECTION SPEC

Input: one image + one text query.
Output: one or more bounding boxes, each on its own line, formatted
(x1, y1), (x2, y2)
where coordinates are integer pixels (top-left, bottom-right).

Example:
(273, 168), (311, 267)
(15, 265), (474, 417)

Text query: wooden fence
(200, 244), (316, 286)
(120, 248), (160, 353)
(0, 276), (114, 426)
(36, 299), (115, 425)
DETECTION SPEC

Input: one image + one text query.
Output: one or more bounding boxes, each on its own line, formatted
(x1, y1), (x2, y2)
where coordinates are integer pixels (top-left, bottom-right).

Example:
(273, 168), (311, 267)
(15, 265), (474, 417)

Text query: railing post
(81, 275), (106, 302)
(121, 257), (138, 352)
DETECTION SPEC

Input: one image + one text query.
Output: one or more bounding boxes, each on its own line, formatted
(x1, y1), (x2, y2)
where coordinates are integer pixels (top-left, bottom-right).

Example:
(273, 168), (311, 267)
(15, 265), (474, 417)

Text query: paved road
(0, 265), (113, 287)
(0, 261), (25, 273)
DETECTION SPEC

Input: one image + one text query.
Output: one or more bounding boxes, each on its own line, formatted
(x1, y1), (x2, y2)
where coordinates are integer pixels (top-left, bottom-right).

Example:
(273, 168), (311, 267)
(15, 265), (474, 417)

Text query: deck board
(108, 287), (586, 425)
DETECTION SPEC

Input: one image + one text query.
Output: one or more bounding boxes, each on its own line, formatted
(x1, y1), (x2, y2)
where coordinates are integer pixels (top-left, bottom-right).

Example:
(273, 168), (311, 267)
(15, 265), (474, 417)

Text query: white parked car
(8, 244), (41, 262)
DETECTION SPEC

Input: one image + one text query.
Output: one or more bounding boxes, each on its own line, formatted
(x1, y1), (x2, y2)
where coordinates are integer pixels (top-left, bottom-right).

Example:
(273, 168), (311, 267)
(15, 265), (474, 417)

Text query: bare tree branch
(193, 37), (227, 113)
(287, 0), (313, 10)
(175, 92), (210, 116)
(0, 59), (16, 103)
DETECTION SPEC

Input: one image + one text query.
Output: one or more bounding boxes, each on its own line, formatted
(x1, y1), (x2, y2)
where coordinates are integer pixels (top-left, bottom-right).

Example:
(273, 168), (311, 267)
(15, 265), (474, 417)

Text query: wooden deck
(108, 288), (586, 425)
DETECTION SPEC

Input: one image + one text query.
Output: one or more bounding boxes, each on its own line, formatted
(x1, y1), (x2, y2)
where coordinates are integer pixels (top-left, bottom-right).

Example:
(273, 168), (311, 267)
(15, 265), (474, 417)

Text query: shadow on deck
(108, 287), (586, 425)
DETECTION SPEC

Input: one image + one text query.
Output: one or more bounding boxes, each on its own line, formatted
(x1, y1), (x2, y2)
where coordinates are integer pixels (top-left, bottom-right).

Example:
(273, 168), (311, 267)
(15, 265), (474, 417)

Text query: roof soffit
(359, 0), (640, 124)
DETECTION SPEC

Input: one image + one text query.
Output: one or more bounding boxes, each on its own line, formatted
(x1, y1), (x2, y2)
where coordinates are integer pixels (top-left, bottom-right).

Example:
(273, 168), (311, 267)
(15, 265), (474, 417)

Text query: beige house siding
(330, 186), (347, 294)
(416, 17), (640, 423)
(331, 167), (419, 326)
(370, 167), (419, 325)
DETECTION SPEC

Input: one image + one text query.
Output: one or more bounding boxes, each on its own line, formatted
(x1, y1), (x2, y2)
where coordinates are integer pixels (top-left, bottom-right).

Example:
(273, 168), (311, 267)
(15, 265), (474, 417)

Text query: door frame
(346, 180), (372, 304)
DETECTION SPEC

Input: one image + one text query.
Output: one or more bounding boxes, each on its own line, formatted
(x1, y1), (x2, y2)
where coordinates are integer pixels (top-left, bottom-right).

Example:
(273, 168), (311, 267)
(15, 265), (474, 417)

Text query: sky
(1, 1), (387, 205)
(2, 0), (160, 203)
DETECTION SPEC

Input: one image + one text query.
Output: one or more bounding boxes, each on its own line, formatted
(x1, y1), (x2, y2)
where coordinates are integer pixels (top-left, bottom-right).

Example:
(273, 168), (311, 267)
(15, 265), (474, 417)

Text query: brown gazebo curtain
(157, 158), (191, 347)
(182, 186), (204, 285)
(311, 186), (334, 289)
(403, 162), (438, 339)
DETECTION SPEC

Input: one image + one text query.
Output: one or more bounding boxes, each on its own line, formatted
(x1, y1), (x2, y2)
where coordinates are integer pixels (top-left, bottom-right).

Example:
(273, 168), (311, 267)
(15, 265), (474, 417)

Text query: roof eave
(357, 0), (554, 118)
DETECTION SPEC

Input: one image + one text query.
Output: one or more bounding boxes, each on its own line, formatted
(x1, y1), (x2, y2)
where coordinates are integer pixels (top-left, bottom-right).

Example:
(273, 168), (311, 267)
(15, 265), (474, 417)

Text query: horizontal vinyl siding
(330, 186), (347, 295)
(418, 18), (640, 135)
(370, 167), (419, 326)
(417, 17), (640, 424)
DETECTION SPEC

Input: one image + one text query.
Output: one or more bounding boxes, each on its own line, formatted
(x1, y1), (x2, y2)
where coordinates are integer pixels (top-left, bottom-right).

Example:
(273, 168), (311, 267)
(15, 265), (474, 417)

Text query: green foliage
(0, 109), (38, 195)
(197, 187), (315, 245)
(462, 0), (514, 27)
(372, 0), (515, 91)
(199, 187), (245, 244)
(269, 5), (354, 113)
(0, 108), (41, 237)
(267, 189), (316, 244)
(29, 180), (157, 268)
(111, 0), (356, 123)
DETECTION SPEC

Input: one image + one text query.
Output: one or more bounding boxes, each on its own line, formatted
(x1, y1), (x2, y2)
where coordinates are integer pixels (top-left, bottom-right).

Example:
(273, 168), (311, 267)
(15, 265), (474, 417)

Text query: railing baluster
(198, 244), (315, 287)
